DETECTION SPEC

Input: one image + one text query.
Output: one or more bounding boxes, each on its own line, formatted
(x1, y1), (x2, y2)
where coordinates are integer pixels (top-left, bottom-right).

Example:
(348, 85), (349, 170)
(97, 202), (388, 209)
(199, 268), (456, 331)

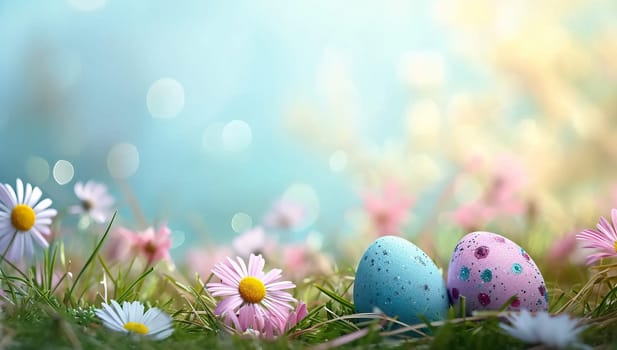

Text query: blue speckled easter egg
(353, 236), (449, 325)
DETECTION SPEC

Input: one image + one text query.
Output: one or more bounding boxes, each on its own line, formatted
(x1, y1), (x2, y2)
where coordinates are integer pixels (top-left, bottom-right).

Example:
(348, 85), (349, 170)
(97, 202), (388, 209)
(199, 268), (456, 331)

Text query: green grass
(1, 285), (617, 349)
(1, 214), (617, 348)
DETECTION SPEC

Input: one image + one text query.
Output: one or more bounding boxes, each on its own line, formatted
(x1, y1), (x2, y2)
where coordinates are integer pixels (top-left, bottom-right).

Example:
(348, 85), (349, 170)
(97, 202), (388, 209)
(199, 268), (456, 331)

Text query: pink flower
(104, 227), (133, 263)
(185, 246), (232, 280)
(548, 233), (578, 263)
(576, 209), (617, 265)
(282, 243), (332, 280)
(452, 154), (527, 230)
(363, 182), (413, 236)
(283, 302), (308, 332)
(283, 244), (309, 274)
(262, 199), (305, 231)
(119, 224), (173, 265)
(232, 226), (275, 258)
(206, 254), (296, 337)
(486, 155), (527, 210)
(68, 180), (114, 224)
(452, 202), (494, 231)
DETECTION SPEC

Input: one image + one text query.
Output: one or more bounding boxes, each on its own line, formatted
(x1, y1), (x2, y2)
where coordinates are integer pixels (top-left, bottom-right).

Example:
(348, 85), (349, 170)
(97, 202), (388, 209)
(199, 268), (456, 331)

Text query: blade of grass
(315, 284), (354, 312)
(115, 266), (154, 302)
(47, 243), (59, 293)
(96, 255), (117, 286)
(65, 210), (117, 305)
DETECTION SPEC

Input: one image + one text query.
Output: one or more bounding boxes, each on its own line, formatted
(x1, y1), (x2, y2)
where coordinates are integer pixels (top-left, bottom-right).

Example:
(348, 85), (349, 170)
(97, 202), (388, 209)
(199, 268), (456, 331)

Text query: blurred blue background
(0, 1), (454, 250)
(5, 1), (612, 257)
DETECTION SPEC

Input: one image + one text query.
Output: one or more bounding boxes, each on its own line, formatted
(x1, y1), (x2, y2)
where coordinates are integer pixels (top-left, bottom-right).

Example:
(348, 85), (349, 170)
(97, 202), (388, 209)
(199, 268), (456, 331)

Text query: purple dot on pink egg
(451, 288), (459, 300)
(478, 293), (491, 306)
(510, 297), (521, 308)
(474, 246), (490, 259)
(538, 285), (546, 296)
(494, 236), (506, 243)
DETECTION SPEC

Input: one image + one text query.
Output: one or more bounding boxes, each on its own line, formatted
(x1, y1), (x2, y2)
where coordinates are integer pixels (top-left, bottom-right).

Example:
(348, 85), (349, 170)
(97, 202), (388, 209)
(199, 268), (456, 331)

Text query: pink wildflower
(452, 202), (494, 231)
(363, 182), (413, 236)
(548, 233), (578, 263)
(452, 154), (527, 230)
(262, 199), (305, 231)
(206, 254), (296, 337)
(232, 226), (275, 258)
(283, 302), (308, 331)
(576, 209), (617, 265)
(119, 224), (173, 265)
(185, 246), (232, 280)
(104, 227), (133, 263)
(282, 243), (332, 280)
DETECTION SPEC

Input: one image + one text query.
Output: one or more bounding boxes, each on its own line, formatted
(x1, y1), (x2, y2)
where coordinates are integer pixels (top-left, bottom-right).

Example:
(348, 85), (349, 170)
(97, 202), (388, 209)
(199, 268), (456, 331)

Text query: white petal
(0, 185), (12, 208)
(74, 182), (84, 198)
(30, 227), (49, 248)
(23, 183), (31, 206)
(110, 300), (128, 325)
(149, 327), (173, 340)
(33, 198), (53, 212)
(16, 179), (24, 204)
(36, 208), (58, 219)
(28, 187), (42, 208)
(96, 307), (127, 332)
(6, 184), (17, 206)
(23, 234), (34, 259)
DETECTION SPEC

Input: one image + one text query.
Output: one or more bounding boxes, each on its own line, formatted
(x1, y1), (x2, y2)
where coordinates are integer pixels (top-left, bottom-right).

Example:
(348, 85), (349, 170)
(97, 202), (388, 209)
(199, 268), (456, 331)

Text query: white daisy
(500, 310), (588, 349)
(0, 179), (57, 262)
(68, 180), (114, 224)
(95, 300), (174, 340)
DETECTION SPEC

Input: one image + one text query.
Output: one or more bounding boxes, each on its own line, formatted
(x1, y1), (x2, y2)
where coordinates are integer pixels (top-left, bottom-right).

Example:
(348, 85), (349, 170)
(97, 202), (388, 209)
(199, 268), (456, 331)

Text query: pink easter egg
(447, 231), (548, 313)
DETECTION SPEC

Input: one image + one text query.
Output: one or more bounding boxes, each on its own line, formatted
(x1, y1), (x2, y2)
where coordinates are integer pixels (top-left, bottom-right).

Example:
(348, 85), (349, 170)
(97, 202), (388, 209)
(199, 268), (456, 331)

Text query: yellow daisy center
(614, 241), (617, 253)
(11, 204), (36, 231)
(238, 276), (266, 304)
(123, 322), (149, 334)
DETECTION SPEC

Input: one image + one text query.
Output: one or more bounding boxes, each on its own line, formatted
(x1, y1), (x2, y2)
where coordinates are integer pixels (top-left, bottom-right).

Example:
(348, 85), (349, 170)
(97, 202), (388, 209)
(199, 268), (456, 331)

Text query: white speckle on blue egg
(353, 236), (448, 325)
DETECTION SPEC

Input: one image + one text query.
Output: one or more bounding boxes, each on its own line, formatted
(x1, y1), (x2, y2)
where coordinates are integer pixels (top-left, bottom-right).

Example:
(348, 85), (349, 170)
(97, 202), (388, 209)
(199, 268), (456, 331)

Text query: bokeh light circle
(53, 160), (74, 185)
(107, 143), (140, 179)
(146, 78), (185, 119)
(329, 150), (348, 172)
(222, 120), (252, 152)
(231, 212), (253, 233)
(25, 156), (50, 185)
(306, 231), (324, 250)
(282, 183), (320, 231)
(202, 122), (225, 154)
(171, 231), (186, 249)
